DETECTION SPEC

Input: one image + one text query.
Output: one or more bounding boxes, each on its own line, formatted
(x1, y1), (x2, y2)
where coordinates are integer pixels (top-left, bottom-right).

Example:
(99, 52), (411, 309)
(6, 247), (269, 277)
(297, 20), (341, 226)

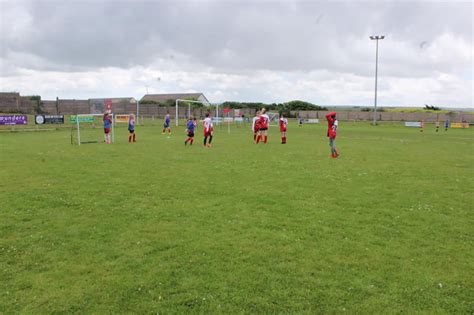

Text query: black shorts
(128, 129), (134, 134)
(187, 131), (194, 137)
(260, 127), (268, 131)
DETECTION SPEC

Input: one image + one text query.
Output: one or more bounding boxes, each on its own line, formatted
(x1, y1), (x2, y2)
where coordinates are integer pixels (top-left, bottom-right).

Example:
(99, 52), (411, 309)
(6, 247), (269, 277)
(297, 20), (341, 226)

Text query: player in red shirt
(252, 111), (261, 143)
(279, 114), (288, 144)
(325, 112), (339, 158)
(257, 108), (270, 144)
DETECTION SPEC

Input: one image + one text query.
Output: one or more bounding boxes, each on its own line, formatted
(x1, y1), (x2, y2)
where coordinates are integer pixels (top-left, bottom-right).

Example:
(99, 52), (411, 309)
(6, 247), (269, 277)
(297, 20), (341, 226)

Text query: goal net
(175, 99), (211, 126)
(71, 113), (115, 145)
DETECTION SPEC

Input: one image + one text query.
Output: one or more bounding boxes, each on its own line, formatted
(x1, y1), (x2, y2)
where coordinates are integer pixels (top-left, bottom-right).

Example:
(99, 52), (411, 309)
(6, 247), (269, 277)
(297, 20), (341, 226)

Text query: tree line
(140, 99), (328, 117)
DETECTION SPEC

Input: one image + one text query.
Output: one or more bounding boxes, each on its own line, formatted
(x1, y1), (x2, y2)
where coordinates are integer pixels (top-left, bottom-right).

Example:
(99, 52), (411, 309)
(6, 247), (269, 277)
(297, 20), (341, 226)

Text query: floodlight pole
(370, 35), (384, 126)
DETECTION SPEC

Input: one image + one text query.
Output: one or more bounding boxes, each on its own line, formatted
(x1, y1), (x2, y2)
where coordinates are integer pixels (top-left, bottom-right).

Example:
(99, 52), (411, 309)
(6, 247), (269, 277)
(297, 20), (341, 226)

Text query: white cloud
(0, 0), (472, 108)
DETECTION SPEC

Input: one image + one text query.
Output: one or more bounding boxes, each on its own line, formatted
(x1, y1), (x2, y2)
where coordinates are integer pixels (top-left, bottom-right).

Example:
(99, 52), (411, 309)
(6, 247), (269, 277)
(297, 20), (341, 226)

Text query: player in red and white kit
(279, 114), (288, 144)
(325, 112), (339, 158)
(203, 112), (214, 148)
(252, 111), (260, 143)
(257, 108), (270, 144)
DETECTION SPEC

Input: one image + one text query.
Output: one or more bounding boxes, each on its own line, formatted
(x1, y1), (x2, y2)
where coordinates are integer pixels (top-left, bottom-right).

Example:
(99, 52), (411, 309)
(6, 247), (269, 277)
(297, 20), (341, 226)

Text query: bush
(30, 96), (45, 114)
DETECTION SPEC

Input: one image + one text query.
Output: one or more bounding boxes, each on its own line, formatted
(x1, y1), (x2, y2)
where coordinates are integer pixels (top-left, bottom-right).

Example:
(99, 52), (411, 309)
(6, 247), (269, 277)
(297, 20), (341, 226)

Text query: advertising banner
(0, 115), (28, 125)
(450, 123), (469, 129)
(405, 122), (421, 127)
(69, 115), (94, 123)
(35, 115), (64, 124)
(115, 115), (129, 123)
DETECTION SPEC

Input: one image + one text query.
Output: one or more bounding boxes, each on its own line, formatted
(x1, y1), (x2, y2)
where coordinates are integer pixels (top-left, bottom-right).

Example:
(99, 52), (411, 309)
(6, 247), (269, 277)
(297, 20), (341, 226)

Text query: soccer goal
(175, 99), (206, 126)
(71, 113), (115, 145)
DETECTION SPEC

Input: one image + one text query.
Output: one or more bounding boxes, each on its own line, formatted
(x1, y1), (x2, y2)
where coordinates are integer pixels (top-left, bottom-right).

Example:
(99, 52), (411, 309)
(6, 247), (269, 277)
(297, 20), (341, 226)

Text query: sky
(0, 0), (472, 108)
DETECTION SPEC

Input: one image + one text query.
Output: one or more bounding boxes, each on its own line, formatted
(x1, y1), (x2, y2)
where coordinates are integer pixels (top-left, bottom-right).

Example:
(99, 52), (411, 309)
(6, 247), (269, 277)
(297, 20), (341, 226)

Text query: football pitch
(1, 122), (473, 313)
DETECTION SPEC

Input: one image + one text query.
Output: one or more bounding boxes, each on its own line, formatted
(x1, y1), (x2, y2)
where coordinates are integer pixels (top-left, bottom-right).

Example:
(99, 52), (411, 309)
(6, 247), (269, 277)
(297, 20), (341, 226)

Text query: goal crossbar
(175, 99), (210, 126)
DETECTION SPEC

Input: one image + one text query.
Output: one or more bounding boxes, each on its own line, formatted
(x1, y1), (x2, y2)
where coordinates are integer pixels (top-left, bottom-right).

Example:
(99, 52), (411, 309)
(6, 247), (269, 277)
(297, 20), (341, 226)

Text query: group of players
(161, 112), (214, 148)
(104, 108), (340, 158)
(251, 109), (290, 145)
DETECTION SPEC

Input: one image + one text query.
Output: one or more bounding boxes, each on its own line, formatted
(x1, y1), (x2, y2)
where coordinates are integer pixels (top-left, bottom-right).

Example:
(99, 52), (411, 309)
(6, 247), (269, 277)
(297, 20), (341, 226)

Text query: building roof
(89, 97), (137, 103)
(140, 93), (209, 104)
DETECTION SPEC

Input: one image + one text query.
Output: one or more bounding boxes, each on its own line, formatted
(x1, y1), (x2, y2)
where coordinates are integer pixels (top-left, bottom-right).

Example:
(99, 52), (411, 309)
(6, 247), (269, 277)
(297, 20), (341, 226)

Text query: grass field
(1, 121), (473, 313)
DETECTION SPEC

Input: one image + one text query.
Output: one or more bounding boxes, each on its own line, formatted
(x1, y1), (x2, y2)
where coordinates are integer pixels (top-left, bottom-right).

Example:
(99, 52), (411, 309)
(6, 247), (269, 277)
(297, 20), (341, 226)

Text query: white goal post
(75, 113), (115, 145)
(175, 99), (208, 126)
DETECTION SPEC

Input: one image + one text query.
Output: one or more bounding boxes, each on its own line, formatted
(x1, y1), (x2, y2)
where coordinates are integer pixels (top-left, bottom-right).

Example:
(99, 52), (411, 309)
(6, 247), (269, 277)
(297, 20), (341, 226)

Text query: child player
(252, 110), (260, 143)
(128, 113), (136, 142)
(103, 112), (112, 144)
(184, 116), (195, 146)
(203, 112), (214, 148)
(325, 112), (339, 158)
(257, 108), (270, 144)
(162, 113), (171, 135)
(279, 114), (288, 144)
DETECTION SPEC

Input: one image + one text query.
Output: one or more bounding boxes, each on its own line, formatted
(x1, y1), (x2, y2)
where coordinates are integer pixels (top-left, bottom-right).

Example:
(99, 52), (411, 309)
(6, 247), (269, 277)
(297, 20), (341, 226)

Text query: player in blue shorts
(184, 116), (195, 146)
(162, 113), (171, 135)
(103, 112), (112, 144)
(128, 114), (136, 142)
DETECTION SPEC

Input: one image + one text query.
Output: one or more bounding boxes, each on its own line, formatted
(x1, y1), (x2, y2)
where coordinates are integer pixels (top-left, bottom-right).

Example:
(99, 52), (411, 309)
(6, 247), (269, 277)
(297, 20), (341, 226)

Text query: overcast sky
(0, 0), (472, 107)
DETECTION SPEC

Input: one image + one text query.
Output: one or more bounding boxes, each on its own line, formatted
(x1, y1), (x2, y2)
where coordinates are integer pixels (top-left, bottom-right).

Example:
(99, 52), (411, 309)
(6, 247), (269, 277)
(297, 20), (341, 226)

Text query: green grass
(1, 122), (473, 313)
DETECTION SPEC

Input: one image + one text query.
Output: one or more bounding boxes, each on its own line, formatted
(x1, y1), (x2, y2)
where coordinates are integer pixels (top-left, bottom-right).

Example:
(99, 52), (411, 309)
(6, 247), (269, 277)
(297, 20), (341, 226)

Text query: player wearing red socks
(257, 108), (269, 144)
(162, 113), (171, 135)
(279, 114), (288, 144)
(203, 112), (213, 148)
(184, 116), (195, 146)
(252, 111), (260, 143)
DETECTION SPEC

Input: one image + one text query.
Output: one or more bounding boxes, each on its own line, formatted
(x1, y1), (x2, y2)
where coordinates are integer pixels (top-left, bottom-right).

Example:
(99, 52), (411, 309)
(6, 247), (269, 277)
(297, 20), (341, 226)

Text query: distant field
(1, 122), (473, 313)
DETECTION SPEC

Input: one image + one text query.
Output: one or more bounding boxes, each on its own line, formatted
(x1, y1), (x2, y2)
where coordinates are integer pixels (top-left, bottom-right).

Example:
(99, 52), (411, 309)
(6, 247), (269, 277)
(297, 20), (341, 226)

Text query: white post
(136, 101), (140, 125)
(175, 99), (207, 126)
(76, 116), (80, 146)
